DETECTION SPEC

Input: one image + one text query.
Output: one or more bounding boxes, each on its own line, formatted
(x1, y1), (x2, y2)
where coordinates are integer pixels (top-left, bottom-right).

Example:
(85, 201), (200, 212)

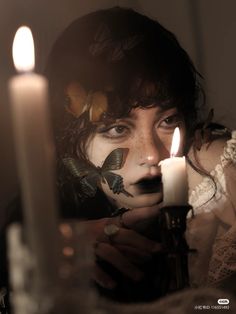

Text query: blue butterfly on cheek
(63, 148), (133, 198)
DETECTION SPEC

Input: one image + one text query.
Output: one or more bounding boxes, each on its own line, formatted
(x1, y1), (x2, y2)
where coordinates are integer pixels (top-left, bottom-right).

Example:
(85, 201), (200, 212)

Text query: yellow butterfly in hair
(63, 148), (133, 198)
(65, 82), (108, 122)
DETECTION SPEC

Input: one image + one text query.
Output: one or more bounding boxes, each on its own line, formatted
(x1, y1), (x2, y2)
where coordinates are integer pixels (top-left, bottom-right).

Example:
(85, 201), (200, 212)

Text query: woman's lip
(134, 175), (162, 185)
(133, 176), (162, 194)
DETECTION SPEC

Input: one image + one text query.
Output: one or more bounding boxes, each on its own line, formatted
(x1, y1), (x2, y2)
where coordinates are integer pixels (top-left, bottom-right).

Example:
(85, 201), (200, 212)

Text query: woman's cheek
(86, 137), (111, 167)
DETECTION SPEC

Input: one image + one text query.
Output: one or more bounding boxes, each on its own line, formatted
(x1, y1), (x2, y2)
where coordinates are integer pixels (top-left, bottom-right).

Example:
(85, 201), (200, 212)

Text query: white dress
(186, 130), (236, 288)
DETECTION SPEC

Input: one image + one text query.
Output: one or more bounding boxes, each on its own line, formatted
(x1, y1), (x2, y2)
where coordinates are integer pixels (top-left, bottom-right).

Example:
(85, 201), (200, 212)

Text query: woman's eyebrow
(116, 117), (135, 125)
(98, 117), (134, 129)
(127, 106), (177, 119)
(159, 107), (177, 114)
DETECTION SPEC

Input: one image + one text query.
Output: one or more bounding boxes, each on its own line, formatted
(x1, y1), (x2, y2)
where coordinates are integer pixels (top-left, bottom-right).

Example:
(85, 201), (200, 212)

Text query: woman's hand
(118, 203), (162, 229)
(59, 203), (162, 290)
(80, 215), (161, 289)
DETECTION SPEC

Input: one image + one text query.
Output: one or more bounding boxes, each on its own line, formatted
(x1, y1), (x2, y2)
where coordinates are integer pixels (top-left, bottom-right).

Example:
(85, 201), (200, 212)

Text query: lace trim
(207, 223), (236, 286)
(188, 130), (236, 213)
(221, 130), (236, 167)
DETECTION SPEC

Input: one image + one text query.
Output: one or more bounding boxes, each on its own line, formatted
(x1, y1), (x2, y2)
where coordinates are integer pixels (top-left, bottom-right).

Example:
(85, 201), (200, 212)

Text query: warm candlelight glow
(12, 26), (35, 72)
(170, 127), (180, 157)
(159, 126), (188, 206)
(9, 26), (59, 290)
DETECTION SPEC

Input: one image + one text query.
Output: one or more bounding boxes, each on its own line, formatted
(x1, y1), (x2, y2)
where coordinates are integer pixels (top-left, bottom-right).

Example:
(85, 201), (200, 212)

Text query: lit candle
(159, 127), (188, 206)
(9, 26), (59, 291)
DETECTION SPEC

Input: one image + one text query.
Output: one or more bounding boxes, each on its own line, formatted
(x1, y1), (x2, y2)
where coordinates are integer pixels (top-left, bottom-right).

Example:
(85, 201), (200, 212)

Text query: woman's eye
(99, 125), (129, 138)
(159, 114), (182, 129)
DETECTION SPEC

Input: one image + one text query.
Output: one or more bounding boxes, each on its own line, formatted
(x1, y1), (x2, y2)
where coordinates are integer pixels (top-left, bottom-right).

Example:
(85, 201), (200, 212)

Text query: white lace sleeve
(207, 131), (236, 286)
(221, 130), (236, 167)
(186, 131), (236, 287)
(189, 130), (236, 223)
(207, 220), (236, 286)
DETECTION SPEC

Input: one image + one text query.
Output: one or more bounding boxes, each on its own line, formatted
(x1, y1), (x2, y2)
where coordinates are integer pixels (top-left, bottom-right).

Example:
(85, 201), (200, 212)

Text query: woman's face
(86, 106), (186, 209)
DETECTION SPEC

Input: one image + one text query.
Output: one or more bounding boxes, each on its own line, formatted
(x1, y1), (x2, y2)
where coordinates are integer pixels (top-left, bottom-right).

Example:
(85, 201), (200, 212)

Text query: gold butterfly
(65, 81), (108, 122)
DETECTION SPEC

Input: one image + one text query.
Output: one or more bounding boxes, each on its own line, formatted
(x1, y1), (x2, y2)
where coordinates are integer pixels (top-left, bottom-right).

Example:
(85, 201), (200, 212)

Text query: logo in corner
(218, 299), (229, 305)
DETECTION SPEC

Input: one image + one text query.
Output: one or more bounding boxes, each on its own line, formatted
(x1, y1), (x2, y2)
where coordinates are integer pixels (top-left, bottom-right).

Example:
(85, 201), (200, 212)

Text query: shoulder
(187, 135), (229, 192)
(189, 137), (226, 171)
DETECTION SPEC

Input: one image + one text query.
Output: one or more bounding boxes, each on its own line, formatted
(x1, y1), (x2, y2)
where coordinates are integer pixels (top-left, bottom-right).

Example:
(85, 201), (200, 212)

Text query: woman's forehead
(121, 106), (177, 119)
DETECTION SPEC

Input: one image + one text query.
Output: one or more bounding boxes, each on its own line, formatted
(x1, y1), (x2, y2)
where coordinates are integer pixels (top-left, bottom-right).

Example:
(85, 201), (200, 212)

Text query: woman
(2, 8), (235, 312)
(43, 8), (235, 301)
(45, 7), (236, 301)
(45, 6), (199, 301)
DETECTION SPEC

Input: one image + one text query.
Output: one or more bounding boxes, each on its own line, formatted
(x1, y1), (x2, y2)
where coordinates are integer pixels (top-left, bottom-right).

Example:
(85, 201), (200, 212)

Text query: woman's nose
(137, 133), (166, 167)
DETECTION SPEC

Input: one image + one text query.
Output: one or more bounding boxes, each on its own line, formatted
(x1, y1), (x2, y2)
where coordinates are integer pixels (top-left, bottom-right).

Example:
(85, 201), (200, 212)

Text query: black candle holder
(158, 205), (193, 292)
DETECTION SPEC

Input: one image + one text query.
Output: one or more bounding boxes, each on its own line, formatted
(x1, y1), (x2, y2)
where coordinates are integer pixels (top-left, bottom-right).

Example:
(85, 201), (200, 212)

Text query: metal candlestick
(158, 205), (194, 292)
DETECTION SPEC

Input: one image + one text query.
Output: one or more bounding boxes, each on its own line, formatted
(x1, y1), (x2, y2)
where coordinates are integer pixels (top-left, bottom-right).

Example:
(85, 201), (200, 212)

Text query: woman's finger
(121, 203), (162, 228)
(92, 264), (117, 290)
(95, 242), (144, 281)
(100, 227), (161, 254)
(114, 244), (152, 264)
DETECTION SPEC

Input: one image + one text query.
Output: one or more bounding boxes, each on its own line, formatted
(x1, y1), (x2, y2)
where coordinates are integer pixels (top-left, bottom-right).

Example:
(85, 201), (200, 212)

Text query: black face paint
(134, 176), (163, 194)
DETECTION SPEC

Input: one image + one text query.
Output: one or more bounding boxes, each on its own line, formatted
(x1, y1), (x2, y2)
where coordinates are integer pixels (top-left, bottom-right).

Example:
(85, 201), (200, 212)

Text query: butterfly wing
(193, 129), (203, 151)
(80, 172), (100, 198)
(203, 108), (214, 129)
(63, 157), (94, 178)
(109, 42), (124, 62)
(89, 23), (112, 56)
(104, 172), (133, 197)
(63, 157), (101, 198)
(102, 148), (127, 172)
(94, 23), (111, 43)
(122, 34), (143, 51)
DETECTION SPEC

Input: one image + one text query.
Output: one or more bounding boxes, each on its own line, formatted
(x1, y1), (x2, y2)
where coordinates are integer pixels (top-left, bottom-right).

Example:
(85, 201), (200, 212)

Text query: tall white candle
(9, 26), (59, 292)
(159, 127), (188, 206)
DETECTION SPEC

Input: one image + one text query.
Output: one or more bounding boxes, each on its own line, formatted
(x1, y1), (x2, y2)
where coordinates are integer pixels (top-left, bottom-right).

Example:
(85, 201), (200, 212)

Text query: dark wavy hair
(45, 7), (204, 162)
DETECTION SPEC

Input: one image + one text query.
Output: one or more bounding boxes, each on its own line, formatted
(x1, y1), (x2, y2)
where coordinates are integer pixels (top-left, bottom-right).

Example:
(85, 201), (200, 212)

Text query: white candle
(9, 26), (59, 292)
(159, 127), (188, 206)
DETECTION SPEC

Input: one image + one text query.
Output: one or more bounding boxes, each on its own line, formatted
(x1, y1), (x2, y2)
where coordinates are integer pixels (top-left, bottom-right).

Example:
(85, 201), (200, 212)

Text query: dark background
(1, 0), (235, 225)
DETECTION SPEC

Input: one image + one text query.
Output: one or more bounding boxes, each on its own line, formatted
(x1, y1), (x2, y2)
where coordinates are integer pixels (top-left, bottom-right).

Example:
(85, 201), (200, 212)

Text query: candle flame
(12, 26), (35, 72)
(170, 127), (180, 157)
